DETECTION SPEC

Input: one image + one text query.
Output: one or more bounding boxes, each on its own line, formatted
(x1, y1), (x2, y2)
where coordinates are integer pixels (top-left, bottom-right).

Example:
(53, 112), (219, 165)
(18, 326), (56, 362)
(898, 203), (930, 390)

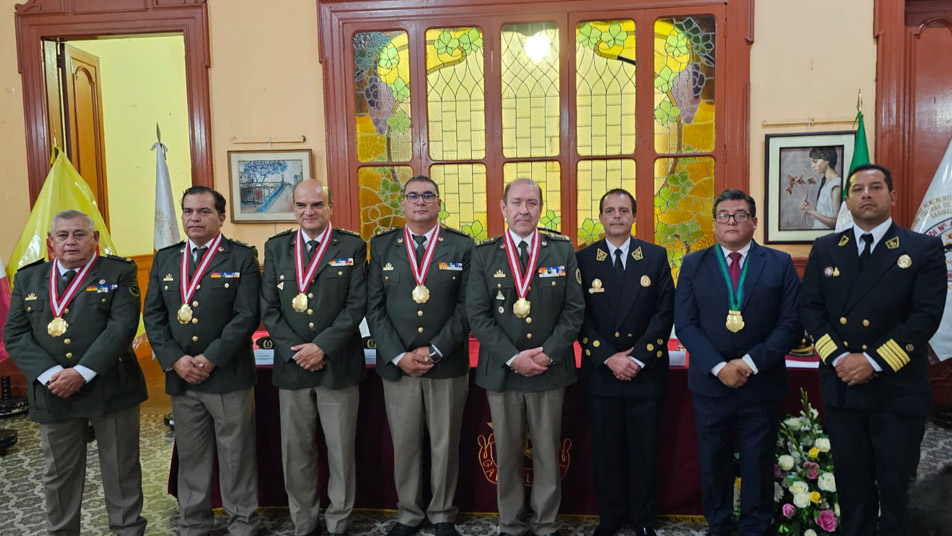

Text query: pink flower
(782, 503), (795, 518)
(815, 509), (837, 532)
(803, 461), (820, 480)
(774, 464), (781, 479)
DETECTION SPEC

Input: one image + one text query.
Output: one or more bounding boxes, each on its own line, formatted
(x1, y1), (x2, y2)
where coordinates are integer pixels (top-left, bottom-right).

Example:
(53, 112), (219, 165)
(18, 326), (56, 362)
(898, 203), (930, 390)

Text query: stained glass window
(354, 31), (412, 162)
(426, 27), (486, 160)
(576, 159), (636, 244)
(358, 166), (414, 238)
(501, 22), (560, 158)
(575, 20), (636, 156)
(430, 164), (488, 240)
(653, 16), (715, 154)
(654, 156), (715, 278)
(502, 161), (561, 232)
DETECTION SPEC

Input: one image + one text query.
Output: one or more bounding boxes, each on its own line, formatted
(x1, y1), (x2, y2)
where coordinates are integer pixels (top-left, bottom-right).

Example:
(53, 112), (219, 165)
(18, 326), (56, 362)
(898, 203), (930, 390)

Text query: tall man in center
(261, 180), (367, 536)
(576, 189), (674, 536)
(467, 178), (585, 536)
(675, 189), (801, 536)
(367, 175), (474, 536)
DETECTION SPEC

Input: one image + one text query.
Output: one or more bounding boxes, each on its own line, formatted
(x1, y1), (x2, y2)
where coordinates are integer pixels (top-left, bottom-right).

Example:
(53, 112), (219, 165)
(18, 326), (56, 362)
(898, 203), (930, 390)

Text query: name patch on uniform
(439, 262), (463, 271)
(330, 258), (354, 266)
(210, 272), (241, 279)
(537, 266), (566, 278)
(86, 284), (118, 293)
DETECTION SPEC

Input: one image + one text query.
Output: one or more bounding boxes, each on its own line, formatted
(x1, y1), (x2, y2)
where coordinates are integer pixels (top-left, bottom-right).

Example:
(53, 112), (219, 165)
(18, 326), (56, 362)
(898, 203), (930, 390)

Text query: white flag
(152, 141), (181, 249)
(911, 137), (952, 361)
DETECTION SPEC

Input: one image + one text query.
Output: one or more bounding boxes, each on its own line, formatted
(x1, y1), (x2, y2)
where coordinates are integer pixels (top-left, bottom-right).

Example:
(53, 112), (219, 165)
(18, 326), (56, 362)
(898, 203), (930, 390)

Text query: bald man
(261, 180), (368, 536)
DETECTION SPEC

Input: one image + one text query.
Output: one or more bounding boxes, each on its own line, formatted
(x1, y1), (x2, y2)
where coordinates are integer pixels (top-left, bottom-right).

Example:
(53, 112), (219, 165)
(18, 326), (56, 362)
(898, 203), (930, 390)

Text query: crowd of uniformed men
(3, 163), (946, 536)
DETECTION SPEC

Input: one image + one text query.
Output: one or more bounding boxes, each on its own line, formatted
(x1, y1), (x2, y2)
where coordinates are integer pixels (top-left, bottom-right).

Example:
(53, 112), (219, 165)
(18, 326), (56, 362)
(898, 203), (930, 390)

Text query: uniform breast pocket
(439, 268), (462, 285)
(539, 275), (567, 290)
(23, 297), (47, 316)
(211, 278), (238, 291)
(328, 265), (354, 280)
(381, 270), (400, 286)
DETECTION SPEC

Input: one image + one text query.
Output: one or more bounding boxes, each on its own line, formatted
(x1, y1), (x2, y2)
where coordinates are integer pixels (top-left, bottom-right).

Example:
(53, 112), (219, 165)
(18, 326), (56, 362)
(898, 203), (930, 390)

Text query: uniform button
(843, 340), (848, 347)
(526, 333), (533, 339)
(26, 306), (31, 312)
(192, 301), (199, 307)
(64, 339), (71, 345)
(526, 317), (532, 324)
(582, 337), (589, 344)
(627, 333), (632, 337)
(862, 319), (869, 327)
(657, 350), (663, 358)
(551, 281), (556, 286)
(839, 317), (847, 325)
(906, 344), (915, 352)
(861, 344), (867, 350)
(497, 283), (502, 288)
(280, 275), (285, 280)
(64, 308), (69, 314)
(338, 271), (343, 276)
(308, 322), (315, 329)
(308, 293), (314, 298)
(307, 309), (314, 315)
(224, 283), (230, 288)
(101, 298), (106, 303)
(452, 276), (456, 280)
(585, 349), (591, 356)
(615, 332), (620, 338)
(657, 338), (664, 344)
(498, 306), (504, 313)
(196, 285), (201, 290)
(417, 327), (424, 333)
(647, 343), (654, 351)
(385, 276), (389, 281)
(65, 352), (73, 359)
(164, 285), (169, 290)
(593, 340), (600, 348)
(192, 336), (198, 342)
(417, 311), (423, 317)
(191, 318), (198, 324)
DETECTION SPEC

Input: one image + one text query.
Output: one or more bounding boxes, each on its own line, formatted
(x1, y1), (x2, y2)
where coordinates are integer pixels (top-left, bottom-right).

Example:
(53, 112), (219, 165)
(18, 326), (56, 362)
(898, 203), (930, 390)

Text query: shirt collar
(507, 228), (536, 248)
(852, 218), (892, 254)
(719, 241), (752, 262)
(605, 237), (631, 259)
(409, 224), (438, 244)
(187, 235), (218, 253)
(57, 255), (96, 276)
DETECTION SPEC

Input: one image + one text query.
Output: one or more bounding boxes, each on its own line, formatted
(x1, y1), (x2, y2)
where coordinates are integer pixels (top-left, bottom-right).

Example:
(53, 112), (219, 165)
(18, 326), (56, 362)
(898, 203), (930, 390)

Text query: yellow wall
(70, 35), (192, 256)
(0, 0), (873, 261)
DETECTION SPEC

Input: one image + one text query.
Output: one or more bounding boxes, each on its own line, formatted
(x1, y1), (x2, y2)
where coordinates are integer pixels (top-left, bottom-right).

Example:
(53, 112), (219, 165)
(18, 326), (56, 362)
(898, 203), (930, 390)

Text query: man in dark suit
(367, 175), (473, 536)
(4, 209), (148, 535)
(576, 189), (674, 536)
(144, 186), (261, 536)
(800, 164), (946, 536)
(260, 179), (366, 536)
(675, 189), (801, 536)
(467, 178), (585, 536)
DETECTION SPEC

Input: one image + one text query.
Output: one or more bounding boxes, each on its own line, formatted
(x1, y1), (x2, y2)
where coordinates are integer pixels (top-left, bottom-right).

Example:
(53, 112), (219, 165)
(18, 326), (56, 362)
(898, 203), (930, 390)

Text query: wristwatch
(428, 345), (443, 363)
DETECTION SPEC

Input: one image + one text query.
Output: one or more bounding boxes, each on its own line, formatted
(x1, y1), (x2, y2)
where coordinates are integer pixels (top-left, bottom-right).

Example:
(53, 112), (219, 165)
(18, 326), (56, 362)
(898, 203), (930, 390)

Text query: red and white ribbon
(503, 230), (540, 299)
(295, 224), (333, 294)
(181, 233), (223, 304)
(404, 225), (440, 287)
(49, 253), (98, 317)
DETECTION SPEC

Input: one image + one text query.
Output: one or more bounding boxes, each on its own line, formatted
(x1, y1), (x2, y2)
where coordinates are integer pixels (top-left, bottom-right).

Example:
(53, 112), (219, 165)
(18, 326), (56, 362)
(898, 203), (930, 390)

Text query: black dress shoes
(593, 524), (620, 536)
(634, 528), (657, 536)
(388, 522), (418, 536)
(434, 522), (461, 536)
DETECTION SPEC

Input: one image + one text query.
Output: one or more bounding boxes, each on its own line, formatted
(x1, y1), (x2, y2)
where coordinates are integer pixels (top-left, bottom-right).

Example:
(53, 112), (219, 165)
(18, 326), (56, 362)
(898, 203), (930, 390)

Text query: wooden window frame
(319, 0), (753, 242)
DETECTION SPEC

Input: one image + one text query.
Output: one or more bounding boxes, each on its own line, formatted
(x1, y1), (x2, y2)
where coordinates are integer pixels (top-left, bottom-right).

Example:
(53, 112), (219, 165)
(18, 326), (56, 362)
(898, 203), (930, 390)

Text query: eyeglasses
(404, 192), (438, 204)
(714, 211), (751, 224)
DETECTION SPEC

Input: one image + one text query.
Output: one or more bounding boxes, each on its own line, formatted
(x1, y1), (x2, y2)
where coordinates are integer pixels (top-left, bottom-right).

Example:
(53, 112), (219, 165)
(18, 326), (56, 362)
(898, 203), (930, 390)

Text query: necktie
(412, 235), (427, 269)
(59, 269), (76, 295)
(306, 239), (319, 263)
(728, 251), (742, 289)
(518, 241), (529, 272)
(613, 249), (625, 282)
(191, 246), (207, 272)
(859, 233), (873, 264)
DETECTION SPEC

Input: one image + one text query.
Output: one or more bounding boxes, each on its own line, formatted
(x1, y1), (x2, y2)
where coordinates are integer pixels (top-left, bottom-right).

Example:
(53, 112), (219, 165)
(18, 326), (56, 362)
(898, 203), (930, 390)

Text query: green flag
(845, 111), (870, 198)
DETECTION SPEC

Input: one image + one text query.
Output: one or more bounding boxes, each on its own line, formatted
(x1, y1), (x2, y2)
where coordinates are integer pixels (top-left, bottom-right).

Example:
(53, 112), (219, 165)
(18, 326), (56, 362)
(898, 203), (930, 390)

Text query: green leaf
(378, 44), (399, 69)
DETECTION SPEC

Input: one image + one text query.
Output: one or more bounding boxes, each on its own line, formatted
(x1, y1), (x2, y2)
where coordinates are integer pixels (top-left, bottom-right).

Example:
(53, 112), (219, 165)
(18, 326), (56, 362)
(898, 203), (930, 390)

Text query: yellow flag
(5, 150), (118, 282)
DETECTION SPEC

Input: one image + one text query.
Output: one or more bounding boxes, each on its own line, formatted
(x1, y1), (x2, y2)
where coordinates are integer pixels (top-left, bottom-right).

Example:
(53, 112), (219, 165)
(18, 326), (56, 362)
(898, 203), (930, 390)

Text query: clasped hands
(397, 347), (435, 377)
(173, 354), (217, 384)
(46, 368), (86, 398)
(511, 347), (554, 377)
(606, 348), (641, 381)
(716, 358), (754, 388)
(835, 352), (876, 386)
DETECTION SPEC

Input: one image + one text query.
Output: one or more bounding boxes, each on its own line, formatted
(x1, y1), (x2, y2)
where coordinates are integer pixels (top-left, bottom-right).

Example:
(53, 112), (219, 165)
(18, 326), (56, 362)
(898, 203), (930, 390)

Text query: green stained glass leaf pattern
(378, 45), (399, 69)
(578, 217), (605, 245)
(540, 210), (561, 231)
(358, 166), (414, 239)
(435, 31), (460, 56)
(354, 31), (411, 162)
(576, 22), (599, 49)
(459, 28), (484, 54)
(654, 157), (715, 281)
(461, 220), (488, 241)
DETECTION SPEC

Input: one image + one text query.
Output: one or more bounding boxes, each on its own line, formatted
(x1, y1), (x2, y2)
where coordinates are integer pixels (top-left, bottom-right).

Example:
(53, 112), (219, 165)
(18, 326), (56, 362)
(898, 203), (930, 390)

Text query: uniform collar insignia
(632, 246), (643, 261)
(838, 235), (850, 247)
(886, 236), (900, 249)
(596, 248), (608, 262)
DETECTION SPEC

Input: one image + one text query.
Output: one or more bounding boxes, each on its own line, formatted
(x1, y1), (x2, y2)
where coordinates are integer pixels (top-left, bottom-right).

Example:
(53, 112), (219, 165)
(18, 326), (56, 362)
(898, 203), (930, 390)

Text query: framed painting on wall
(228, 149), (313, 222)
(764, 131), (855, 243)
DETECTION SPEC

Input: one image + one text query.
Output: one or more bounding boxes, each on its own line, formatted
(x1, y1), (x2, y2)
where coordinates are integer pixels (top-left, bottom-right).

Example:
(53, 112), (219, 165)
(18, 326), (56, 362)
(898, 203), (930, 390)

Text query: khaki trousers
(487, 388), (565, 536)
(383, 373), (469, 526)
(40, 404), (146, 536)
(279, 384), (359, 535)
(172, 387), (260, 536)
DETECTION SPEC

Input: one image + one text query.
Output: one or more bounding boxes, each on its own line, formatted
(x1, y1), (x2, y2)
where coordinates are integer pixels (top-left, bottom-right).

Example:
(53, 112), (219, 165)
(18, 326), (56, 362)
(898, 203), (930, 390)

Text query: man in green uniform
(144, 186), (261, 536)
(367, 176), (473, 536)
(261, 179), (367, 536)
(467, 178), (585, 536)
(4, 209), (147, 535)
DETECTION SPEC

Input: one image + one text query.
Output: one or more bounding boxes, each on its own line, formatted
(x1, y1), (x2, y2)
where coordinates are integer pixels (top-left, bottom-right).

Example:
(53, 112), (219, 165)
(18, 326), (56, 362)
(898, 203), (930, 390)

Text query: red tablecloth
(169, 339), (821, 515)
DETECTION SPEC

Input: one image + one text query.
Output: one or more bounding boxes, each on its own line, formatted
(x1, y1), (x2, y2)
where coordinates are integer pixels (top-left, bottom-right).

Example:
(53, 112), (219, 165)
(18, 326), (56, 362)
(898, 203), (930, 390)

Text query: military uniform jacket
(576, 238), (675, 398)
(466, 230), (584, 392)
(367, 225), (473, 381)
(143, 237), (260, 396)
(3, 256), (147, 423)
(800, 224), (946, 417)
(261, 227), (367, 391)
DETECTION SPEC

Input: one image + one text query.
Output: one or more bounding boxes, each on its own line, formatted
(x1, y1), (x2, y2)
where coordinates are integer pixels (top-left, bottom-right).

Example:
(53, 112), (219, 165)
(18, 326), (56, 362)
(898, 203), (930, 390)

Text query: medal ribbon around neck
(504, 230), (540, 300)
(49, 253), (98, 318)
(714, 248), (750, 312)
(181, 233), (223, 305)
(404, 225), (440, 287)
(295, 223), (333, 295)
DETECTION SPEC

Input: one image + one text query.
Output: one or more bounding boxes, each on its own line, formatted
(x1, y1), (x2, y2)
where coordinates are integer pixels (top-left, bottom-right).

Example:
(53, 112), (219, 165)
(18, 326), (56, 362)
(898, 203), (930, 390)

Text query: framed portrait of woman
(764, 131), (855, 243)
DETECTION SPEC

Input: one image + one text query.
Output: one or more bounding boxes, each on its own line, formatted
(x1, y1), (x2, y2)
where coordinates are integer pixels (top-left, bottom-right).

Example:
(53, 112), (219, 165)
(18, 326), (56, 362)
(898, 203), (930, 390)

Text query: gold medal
(292, 292), (309, 313)
(513, 297), (531, 318)
(412, 284), (430, 304)
(726, 310), (745, 333)
(47, 316), (68, 337)
(177, 304), (194, 325)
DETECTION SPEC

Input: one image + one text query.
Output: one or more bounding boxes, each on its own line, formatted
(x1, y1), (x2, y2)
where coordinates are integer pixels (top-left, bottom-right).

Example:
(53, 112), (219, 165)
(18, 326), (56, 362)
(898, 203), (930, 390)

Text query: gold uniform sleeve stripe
(885, 340), (910, 365)
(815, 335), (837, 361)
(877, 344), (904, 372)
